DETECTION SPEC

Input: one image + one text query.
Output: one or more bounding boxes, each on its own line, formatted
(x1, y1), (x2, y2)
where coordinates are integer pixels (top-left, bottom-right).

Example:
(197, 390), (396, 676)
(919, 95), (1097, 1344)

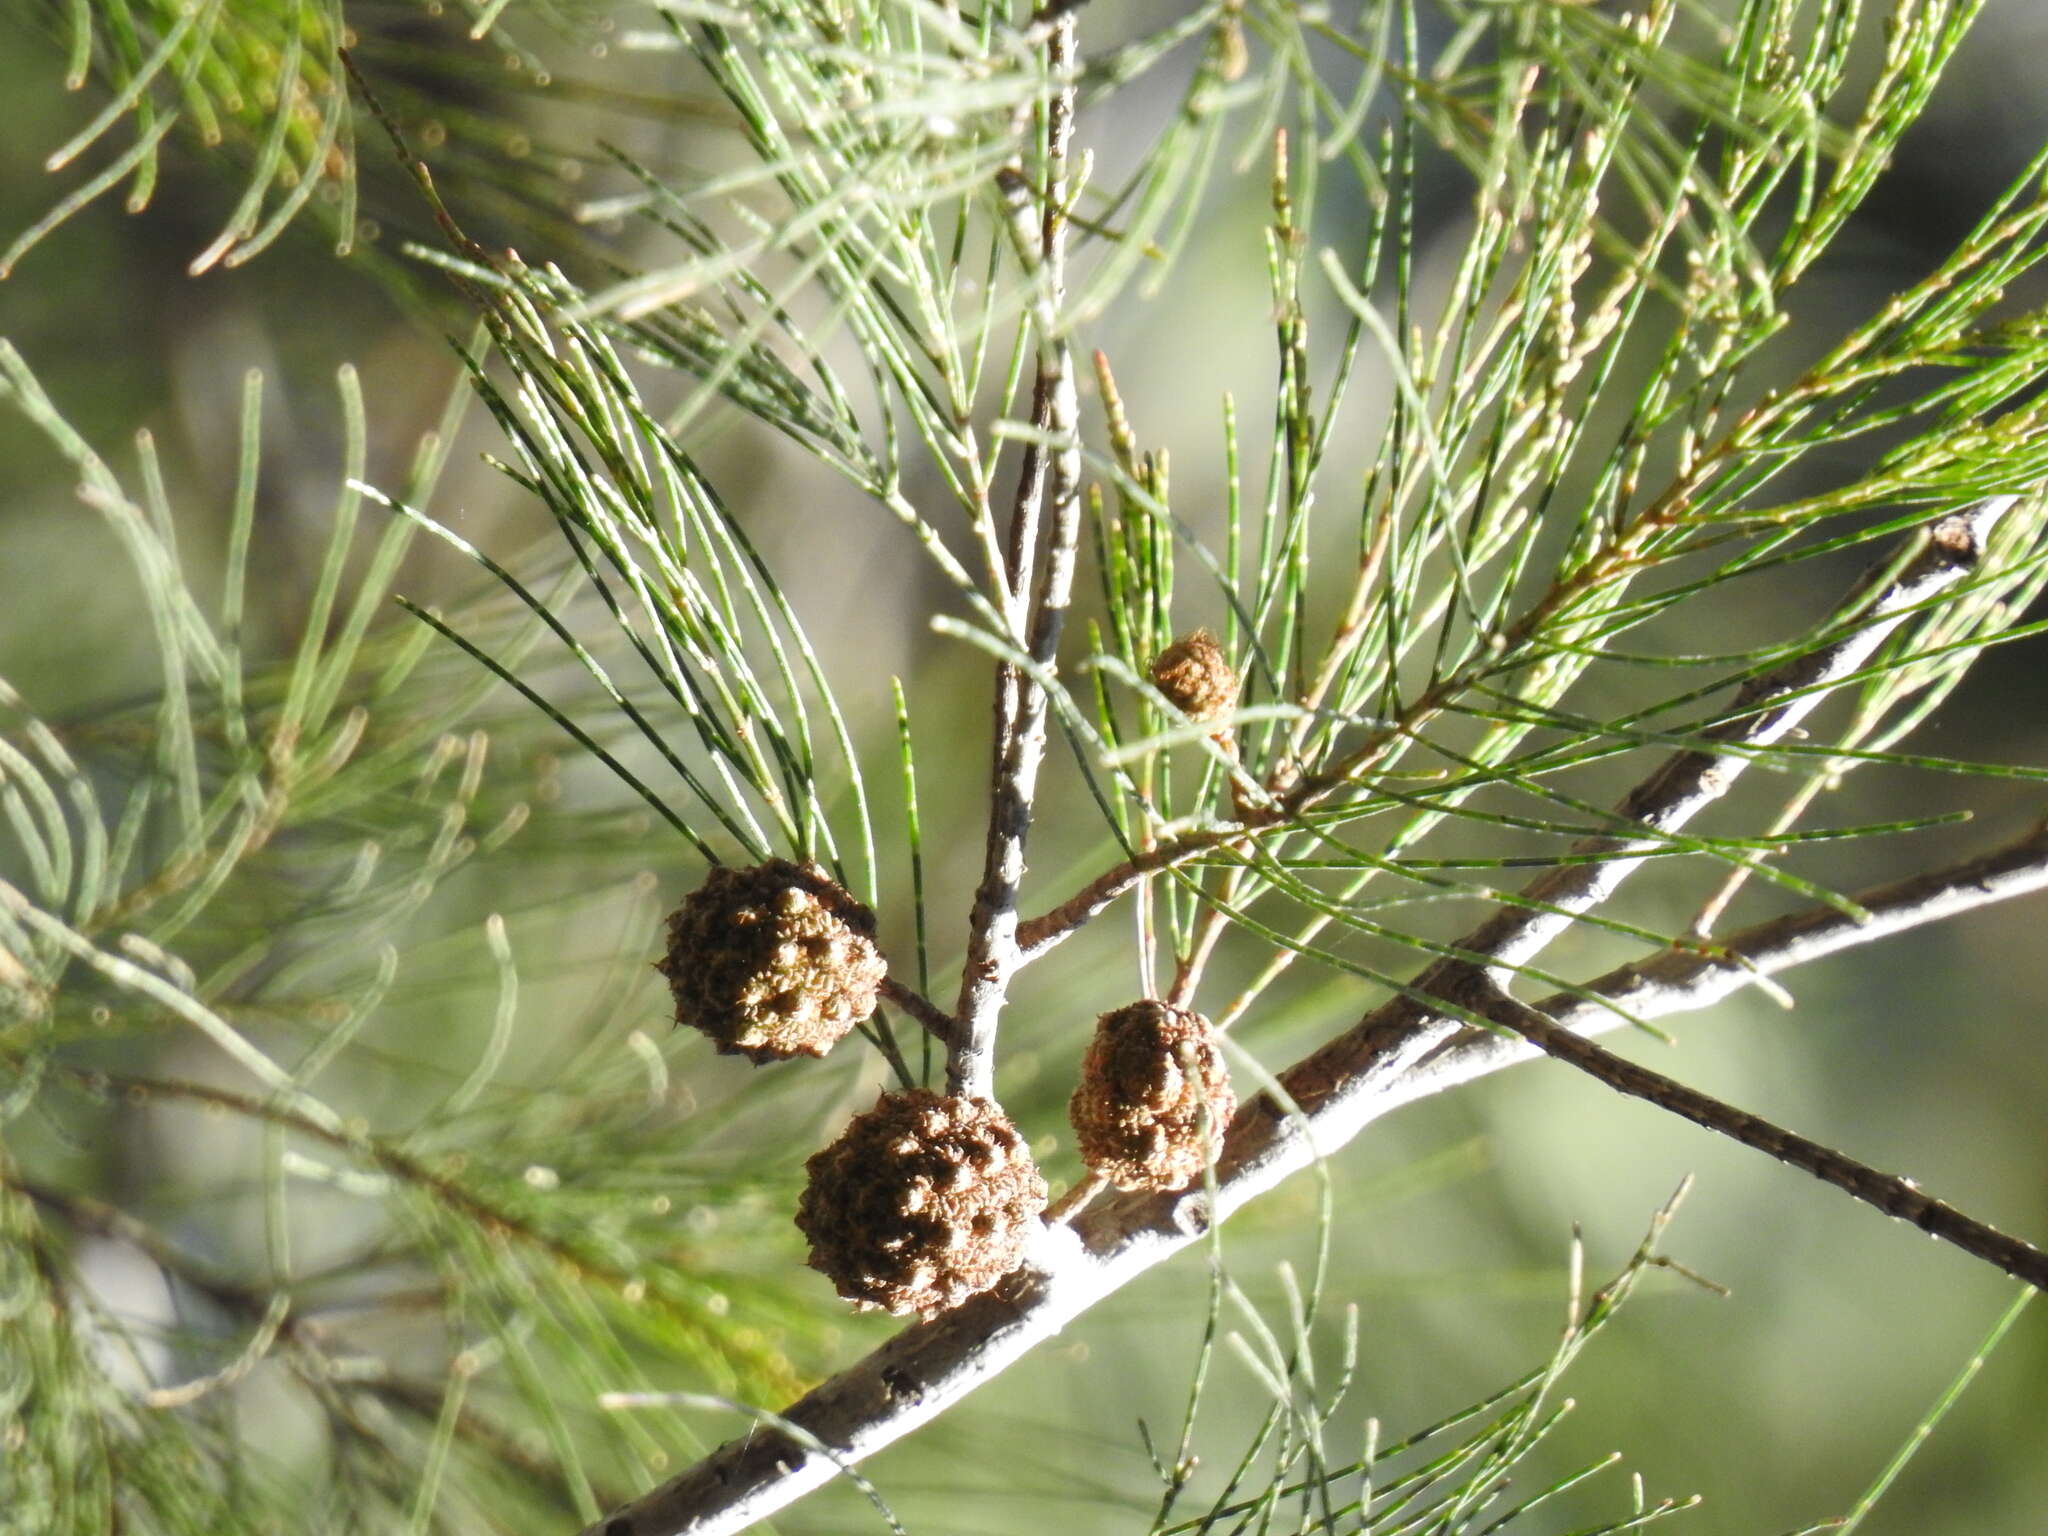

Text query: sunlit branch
(577, 814), (2048, 1536)
(951, 13), (1084, 1101)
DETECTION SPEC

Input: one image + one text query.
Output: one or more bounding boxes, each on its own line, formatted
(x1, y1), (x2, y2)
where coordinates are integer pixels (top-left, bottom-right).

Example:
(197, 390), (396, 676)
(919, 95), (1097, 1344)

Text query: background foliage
(2, 2), (2046, 1533)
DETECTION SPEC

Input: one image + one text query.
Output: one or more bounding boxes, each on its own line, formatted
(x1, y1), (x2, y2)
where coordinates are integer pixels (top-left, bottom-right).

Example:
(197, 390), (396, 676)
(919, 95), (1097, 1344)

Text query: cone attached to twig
(1070, 1000), (1235, 1192)
(658, 858), (886, 1064)
(796, 1089), (1048, 1319)
(1149, 629), (1237, 724)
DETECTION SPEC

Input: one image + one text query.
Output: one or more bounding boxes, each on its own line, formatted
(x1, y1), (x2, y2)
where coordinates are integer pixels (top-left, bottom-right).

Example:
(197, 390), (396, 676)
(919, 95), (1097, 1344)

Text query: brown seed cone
(796, 1089), (1048, 1319)
(1149, 629), (1237, 724)
(657, 859), (886, 1064)
(1069, 1000), (1235, 1193)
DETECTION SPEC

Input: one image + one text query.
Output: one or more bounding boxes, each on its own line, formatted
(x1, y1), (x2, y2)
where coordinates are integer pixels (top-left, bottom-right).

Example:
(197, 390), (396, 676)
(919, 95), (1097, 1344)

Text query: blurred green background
(2, 4), (2045, 1533)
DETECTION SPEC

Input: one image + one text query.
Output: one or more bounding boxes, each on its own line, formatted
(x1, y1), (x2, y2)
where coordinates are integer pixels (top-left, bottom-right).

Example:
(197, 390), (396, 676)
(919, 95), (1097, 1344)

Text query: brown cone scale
(796, 1089), (1047, 1319)
(658, 859), (885, 1064)
(1149, 630), (1237, 723)
(1070, 1000), (1235, 1192)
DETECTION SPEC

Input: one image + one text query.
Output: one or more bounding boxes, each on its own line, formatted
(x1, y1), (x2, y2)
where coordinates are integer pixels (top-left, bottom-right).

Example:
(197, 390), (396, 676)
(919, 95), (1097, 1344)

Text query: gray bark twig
(1466, 978), (2048, 1291)
(950, 14), (1082, 1101)
(878, 977), (956, 1047)
(1406, 813), (2048, 1096)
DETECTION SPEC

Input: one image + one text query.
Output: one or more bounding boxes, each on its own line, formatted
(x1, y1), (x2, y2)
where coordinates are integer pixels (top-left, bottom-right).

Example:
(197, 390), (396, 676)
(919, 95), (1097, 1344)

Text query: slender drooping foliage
(5, 2), (2047, 1534)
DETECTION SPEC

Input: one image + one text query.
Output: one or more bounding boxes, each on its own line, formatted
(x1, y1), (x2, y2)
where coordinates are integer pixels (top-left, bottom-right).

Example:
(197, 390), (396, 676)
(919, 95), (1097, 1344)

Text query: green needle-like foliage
(6, 0), (672, 297)
(5, 1), (2047, 1532)
(0, 351), (827, 1533)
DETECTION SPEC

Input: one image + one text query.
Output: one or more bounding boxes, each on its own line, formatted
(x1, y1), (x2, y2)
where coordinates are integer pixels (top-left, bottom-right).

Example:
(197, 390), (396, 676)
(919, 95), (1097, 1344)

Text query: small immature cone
(658, 858), (886, 1064)
(1070, 1000), (1235, 1193)
(795, 1089), (1048, 1320)
(1149, 630), (1237, 724)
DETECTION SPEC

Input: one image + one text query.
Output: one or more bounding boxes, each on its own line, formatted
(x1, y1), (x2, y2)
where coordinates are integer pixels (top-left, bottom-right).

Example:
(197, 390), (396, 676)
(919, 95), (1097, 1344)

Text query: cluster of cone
(656, 634), (1239, 1319)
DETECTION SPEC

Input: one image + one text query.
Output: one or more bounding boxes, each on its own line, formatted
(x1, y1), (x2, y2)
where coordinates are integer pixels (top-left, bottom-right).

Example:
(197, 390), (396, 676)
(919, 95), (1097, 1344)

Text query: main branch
(579, 817), (2048, 1536)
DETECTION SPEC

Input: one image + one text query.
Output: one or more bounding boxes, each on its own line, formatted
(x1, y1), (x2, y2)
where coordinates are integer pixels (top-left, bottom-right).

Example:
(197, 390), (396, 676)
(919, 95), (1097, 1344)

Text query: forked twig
(879, 976), (958, 1048)
(575, 817), (2048, 1536)
(1467, 978), (2048, 1290)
